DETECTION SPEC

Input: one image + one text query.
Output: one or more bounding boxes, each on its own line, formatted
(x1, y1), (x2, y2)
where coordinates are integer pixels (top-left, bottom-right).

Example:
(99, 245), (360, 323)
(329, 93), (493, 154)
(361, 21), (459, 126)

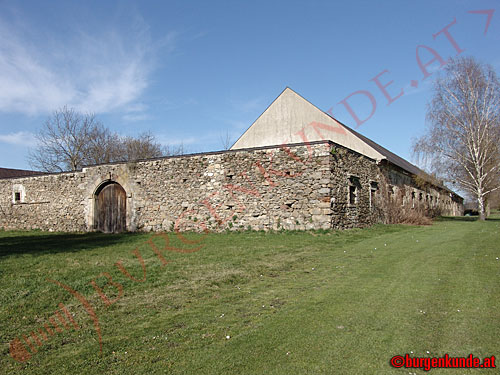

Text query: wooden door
(95, 183), (126, 233)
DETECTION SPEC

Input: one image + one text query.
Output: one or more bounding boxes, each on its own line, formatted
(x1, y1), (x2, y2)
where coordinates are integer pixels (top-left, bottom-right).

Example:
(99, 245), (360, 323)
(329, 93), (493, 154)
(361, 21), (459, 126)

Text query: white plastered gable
(230, 87), (385, 162)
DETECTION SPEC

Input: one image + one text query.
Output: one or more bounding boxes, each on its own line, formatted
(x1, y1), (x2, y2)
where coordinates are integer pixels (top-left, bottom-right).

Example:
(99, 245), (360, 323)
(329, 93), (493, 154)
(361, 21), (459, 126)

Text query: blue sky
(0, 0), (499, 170)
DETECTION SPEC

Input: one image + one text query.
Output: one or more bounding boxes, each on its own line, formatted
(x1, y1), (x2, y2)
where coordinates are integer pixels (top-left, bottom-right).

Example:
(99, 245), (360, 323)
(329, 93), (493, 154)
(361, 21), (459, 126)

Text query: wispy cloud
(402, 77), (433, 97)
(157, 131), (233, 152)
(230, 96), (265, 113)
(228, 120), (250, 130)
(122, 102), (152, 122)
(157, 135), (198, 146)
(0, 131), (36, 146)
(0, 10), (176, 116)
(122, 113), (152, 122)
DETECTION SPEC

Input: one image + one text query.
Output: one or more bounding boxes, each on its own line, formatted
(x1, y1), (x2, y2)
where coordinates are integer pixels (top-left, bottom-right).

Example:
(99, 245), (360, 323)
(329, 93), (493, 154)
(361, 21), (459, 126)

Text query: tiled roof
(0, 167), (45, 179)
(325, 115), (460, 196)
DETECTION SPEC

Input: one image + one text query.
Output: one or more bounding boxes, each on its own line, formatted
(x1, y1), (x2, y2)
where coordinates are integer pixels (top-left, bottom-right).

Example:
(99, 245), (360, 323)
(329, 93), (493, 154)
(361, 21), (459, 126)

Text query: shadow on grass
(0, 231), (144, 257)
(435, 216), (478, 222)
(435, 216), (500, 222)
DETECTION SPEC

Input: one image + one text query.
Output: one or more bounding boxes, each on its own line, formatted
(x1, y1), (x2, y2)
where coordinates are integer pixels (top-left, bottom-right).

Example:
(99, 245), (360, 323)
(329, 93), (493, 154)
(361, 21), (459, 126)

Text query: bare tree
(413, 57), (500, 220)
(29, 107), (175, 172)
(219, 130), (233, 150)
(116, 132), (164, 161)
(164, 143), (185, 157)
(84, 123), (122, 166)
(28, 106), (101, 172)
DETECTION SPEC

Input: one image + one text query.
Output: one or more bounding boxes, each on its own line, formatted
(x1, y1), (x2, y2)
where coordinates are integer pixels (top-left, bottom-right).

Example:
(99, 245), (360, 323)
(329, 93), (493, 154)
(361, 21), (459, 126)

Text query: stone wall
(0, 142), (333, 232)
(381, 163), (464, 217)
(1, 171), (88, 232)
(0, 141), (463, 233)
(328, 145), (381, 229)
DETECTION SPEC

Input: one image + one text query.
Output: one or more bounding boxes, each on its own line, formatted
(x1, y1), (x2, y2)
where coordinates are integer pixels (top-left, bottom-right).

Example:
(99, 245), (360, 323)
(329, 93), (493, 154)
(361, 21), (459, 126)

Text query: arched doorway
(94, 182), (127, 233)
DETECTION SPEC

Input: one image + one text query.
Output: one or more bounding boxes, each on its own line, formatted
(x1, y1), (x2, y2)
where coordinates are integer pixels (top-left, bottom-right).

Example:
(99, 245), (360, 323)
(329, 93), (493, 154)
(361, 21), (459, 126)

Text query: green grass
(1, 215), (500, 374)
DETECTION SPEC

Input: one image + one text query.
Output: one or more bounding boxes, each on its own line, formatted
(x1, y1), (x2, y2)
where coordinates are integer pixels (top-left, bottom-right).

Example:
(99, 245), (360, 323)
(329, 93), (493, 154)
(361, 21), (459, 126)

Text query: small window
(14, 192), (21, 202)
(349, 186), (357, 205)
(348, 176), (361, 205)
(369, 182), (378, 209)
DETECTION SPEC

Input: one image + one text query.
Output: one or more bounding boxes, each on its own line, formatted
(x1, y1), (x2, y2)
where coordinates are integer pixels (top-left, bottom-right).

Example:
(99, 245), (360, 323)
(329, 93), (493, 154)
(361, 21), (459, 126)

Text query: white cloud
(0, 12), (176, 116)
(0, 131), (36, 146)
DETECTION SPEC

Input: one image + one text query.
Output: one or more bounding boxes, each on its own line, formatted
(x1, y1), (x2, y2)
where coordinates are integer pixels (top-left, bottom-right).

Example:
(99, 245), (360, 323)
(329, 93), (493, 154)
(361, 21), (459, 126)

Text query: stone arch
(84, 167), (138, 233)
(93, 181), (127, 233)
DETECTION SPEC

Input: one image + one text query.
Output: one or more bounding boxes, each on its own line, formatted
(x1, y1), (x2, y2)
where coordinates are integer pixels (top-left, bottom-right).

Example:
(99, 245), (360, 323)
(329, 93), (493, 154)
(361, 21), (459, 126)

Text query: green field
(1, 215), (499, 374)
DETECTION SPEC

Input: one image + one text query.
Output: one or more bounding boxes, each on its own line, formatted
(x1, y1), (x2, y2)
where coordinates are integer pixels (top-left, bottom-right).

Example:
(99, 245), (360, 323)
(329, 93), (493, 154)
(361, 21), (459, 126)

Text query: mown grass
(1, 215), (499, 374)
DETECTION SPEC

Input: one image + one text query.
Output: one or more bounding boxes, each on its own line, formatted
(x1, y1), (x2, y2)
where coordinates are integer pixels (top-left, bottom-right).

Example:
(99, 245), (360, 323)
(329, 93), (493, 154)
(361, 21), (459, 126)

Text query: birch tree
(413, 57), (500, 220)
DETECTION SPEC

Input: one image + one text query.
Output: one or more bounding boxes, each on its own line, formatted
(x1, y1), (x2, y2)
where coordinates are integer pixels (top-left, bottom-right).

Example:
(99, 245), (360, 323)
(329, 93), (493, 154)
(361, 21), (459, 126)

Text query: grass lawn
(1, 214), (499, 374)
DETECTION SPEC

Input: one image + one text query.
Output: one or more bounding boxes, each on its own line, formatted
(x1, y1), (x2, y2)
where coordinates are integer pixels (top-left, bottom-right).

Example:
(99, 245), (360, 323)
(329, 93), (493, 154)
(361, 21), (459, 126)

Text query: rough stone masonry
(0, 141), (463, 233)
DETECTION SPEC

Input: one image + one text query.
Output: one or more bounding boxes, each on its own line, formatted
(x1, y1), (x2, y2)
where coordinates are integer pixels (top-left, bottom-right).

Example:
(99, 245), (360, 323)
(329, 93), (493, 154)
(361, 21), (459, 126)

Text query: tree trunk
(478, 195), (486, 221)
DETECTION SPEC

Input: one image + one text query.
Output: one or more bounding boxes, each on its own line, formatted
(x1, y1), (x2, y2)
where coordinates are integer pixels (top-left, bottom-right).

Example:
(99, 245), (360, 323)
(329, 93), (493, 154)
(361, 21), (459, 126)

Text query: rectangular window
(14, 192), (21, 202)
(386, 185), (395, 201)
(369, 181), (378, 209)
(348, 176), (361, 206)
(349, 185), (357, 205)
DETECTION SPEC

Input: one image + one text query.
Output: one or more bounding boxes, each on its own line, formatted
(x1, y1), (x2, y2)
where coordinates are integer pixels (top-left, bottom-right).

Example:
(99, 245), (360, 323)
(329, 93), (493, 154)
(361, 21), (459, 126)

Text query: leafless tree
(115, 132), (164, 161)
(84, 123), (122, 166)
(219, 130), (233, 150)
(164, 143), (185, 157)
(28, 107), (177, 172)
(413, 57), (500, 220)
(28, 106), (101, 172)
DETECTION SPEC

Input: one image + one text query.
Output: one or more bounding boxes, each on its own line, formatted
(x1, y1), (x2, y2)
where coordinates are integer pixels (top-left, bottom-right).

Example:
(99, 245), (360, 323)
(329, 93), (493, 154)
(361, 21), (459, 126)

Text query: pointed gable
(230, 87), (385, 161)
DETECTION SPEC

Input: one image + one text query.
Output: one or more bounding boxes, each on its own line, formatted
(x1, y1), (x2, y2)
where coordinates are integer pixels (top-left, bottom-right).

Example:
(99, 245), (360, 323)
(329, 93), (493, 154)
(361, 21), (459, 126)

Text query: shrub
(383, 196), (433, 225)
(375, 180), (433, 225)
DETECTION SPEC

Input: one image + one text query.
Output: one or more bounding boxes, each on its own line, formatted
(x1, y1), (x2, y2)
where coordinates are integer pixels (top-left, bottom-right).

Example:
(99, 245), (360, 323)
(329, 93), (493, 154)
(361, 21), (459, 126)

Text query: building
(0, 88), (463, 233)
(0, 167), (45, 179)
